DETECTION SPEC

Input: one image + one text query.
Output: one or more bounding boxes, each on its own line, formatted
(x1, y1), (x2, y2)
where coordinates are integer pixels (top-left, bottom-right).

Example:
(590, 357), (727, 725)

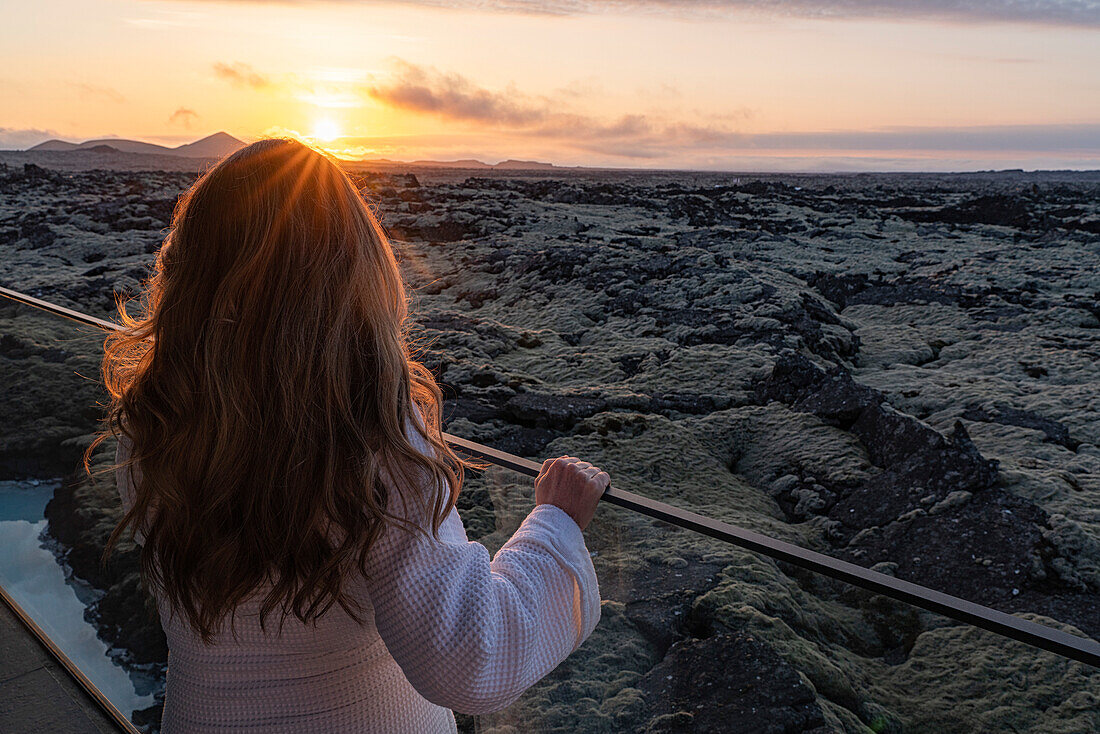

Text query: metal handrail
(2, 284), (1098, 669)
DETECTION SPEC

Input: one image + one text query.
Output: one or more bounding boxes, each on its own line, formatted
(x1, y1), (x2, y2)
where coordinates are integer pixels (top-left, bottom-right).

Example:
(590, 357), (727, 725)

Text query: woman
(93, 138), (608, 732)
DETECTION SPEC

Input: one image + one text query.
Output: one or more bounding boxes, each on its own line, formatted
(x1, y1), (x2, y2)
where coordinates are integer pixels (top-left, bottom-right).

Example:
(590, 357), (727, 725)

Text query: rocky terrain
(1, 155), (1099, 732)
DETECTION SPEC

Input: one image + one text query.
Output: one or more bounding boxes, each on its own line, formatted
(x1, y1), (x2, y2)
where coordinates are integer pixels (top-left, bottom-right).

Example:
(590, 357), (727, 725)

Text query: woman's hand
(533, 456), (610, 531)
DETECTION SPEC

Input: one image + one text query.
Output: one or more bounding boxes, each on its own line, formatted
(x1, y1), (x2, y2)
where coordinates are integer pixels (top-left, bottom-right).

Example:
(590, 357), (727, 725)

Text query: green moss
(478, 602), (659, 734)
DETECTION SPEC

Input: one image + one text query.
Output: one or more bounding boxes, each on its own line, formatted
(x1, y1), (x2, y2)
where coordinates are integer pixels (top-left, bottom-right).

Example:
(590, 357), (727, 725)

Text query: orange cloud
(213, 62), (270, 89)
(366, 60), (548, 126)
(363, 60), (743, 154)
(168, 107), (199, 128)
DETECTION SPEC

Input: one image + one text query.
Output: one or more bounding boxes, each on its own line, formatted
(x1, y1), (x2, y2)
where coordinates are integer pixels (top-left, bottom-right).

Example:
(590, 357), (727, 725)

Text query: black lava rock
(636, 632), (830, 734)
(504, 391), (607, 430)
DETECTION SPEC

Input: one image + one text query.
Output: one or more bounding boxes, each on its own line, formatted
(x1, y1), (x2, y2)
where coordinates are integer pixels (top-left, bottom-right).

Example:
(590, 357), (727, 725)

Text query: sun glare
(311, 118), (342, 142)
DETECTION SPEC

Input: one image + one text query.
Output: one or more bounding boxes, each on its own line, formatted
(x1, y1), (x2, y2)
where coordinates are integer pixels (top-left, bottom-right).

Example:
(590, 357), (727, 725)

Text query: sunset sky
(2, 0), (1099, 171)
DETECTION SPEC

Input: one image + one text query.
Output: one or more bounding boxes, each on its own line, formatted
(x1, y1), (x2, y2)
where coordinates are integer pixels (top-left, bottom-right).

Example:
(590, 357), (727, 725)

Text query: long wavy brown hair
(89, 138), (471, 642)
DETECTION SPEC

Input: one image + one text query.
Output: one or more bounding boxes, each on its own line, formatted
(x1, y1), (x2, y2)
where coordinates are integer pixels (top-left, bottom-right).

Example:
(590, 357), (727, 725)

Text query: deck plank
(0, 597), (121, 733)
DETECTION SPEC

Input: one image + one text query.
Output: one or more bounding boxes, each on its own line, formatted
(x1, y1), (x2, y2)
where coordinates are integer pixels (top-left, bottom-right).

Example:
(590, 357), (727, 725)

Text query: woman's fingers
(532, 456), (611, 530)
(536, 458), (554, 486)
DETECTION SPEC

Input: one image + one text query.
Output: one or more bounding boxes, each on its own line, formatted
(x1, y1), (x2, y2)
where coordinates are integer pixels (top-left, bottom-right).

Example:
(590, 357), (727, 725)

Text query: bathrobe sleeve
(351, 413), (602, 714)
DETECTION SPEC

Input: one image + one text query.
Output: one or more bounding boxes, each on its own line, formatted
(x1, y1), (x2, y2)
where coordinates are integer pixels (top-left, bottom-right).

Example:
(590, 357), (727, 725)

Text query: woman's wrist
(534, 501), (585, 534)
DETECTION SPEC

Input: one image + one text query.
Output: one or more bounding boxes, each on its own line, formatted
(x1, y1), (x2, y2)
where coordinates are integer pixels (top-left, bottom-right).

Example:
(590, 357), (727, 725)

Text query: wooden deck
(0, 597), (122, 733)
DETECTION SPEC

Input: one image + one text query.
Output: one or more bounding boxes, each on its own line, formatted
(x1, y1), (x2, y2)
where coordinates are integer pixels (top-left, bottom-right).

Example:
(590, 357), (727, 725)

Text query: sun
(311, 118), (342, 143)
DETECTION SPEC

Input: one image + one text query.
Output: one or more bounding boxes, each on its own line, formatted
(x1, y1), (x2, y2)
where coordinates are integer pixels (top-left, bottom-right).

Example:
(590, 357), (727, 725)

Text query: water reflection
(0, 479), (155, 718)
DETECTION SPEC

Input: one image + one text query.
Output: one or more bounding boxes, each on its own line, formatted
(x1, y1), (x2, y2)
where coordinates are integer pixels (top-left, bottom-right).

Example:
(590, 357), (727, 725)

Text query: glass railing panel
(0, 300), (162, 729)
(456, 460), (1100, 733)
(390, 168), (1100, 683)
(3, 292), (1098, 734)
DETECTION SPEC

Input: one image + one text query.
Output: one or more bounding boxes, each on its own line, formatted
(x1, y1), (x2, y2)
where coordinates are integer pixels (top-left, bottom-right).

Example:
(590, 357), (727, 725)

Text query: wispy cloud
(365, 60), (693, 139)
(168, 107), (199, 128)
(213, 62), (270, 89)
(498, 0), (1100, 26)
(366, 59), (549, 125)
(941, 54), (1040, 64)
(551, 122), (1100, 159)
(160, 1), (1100, 27)
(124, 9), (205, 29)
(361, 59), (1100, 160)
(737, 123), (1100, 152)
(212, 63), (381, 108)
(69, 83), (126, 103)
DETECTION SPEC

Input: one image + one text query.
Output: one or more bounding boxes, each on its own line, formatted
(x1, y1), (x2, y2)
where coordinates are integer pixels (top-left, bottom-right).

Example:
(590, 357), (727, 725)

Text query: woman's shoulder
(376, 405), (456, 528)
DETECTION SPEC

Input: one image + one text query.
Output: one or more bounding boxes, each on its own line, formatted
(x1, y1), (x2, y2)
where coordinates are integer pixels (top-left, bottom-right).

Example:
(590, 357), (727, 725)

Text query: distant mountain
(495, 159), (557, 170)
(27, 132), (246, 159)
(361, 157), (559, 170)
(24, 133), (561, 169)
(171, 132), (246, 158)
(27, 140), (80, 152)
(54, 138), (181, 156)
(406, 158), (495, 169)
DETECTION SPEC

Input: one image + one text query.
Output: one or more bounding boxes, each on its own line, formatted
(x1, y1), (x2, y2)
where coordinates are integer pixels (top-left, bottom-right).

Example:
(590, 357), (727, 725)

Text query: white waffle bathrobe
(115, 418), (600, 733)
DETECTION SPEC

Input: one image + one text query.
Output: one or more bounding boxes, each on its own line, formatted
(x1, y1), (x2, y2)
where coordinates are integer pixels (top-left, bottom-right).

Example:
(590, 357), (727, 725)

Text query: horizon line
(6, 130), (1100, 176)
(5, 150), (1099, 177)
